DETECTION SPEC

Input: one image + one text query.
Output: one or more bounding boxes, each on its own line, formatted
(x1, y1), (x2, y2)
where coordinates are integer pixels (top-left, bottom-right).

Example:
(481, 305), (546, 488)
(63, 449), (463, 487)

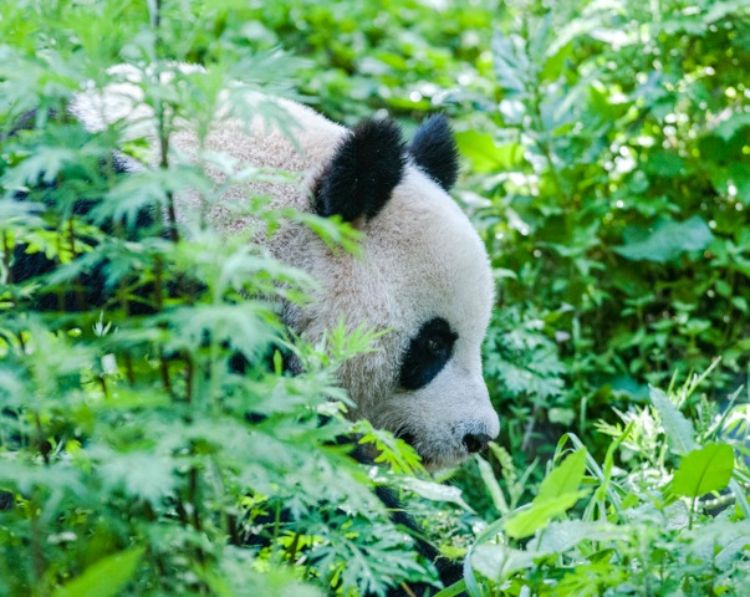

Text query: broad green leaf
(689, 518), (750, 571)
(714, 112), (750, 141)
(650, 387), (697, 454)
(455, 130), (524, 173)
(728, 163), (750, 205)
(537, 520), (623, 553)
(503, 490), (586, 539)
(537, 448), (586, 501)
(672, 442), (734, 498)
(614, 216), (713, 263)
(53, 547), (144, 597)
(504, 449), (587, 539)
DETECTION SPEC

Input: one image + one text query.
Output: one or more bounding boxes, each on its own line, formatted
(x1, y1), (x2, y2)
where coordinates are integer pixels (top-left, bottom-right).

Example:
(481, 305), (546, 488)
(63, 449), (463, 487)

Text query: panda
(0, 66), (501, 594)
(69, 66), (501, 470)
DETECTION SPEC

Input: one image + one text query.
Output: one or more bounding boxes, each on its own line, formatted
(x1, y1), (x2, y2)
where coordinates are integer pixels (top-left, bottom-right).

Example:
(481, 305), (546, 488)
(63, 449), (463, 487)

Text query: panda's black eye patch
(399, 317), (457, 391)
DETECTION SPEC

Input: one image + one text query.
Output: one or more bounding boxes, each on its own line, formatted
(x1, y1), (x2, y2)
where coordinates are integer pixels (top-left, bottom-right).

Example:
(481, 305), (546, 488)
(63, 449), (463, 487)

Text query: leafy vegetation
(2, 0), (750, 595)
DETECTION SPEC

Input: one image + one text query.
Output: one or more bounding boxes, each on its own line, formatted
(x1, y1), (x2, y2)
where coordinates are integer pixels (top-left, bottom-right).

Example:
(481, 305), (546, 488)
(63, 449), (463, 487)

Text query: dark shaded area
(6, 110), (161, 313)
(0, 491), (13, 511)
(375, 485), (463, 596)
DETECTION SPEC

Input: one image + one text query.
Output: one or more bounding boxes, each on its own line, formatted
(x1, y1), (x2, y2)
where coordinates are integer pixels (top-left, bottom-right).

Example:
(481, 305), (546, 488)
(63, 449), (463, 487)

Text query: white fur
(71, 65), (500, 467)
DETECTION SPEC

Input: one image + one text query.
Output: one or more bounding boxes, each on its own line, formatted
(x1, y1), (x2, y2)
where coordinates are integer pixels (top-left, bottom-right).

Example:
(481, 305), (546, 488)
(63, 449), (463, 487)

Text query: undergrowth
(2, 1), (750, 595)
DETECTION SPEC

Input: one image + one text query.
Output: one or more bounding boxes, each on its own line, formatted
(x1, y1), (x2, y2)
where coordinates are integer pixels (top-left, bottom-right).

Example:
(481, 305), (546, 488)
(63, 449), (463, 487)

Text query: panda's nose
(463, 432), (491, 454)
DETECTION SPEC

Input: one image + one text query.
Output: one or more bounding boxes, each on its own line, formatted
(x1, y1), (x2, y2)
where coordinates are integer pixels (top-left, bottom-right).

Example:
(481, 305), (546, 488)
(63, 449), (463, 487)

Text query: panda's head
(303, 115), (500, 469)
(67, 70), (497, 467)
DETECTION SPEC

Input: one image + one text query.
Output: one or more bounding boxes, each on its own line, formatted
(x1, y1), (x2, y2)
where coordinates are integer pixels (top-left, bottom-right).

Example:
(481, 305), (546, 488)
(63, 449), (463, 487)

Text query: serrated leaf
(99, 452), (176, 504)
(650, 387), (697, 454)
(491, 32), (527, 95)
(53, 546), (144, 597)
(672, 442), (734, 498)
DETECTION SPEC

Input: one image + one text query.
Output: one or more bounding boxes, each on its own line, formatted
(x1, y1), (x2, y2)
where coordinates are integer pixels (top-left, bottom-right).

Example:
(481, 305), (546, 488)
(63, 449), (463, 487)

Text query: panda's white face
(298, 117), (500, 469)
(364, 166), (499, 467)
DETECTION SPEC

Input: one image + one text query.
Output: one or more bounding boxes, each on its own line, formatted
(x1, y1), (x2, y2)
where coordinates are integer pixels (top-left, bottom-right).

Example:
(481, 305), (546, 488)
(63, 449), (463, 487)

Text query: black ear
(315, 118), (405, 222)
(409, 114), (459, 190)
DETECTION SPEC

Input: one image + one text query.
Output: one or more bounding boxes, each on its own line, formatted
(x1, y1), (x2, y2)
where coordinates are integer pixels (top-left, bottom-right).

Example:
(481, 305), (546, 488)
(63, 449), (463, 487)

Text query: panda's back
(70, 65), (347, 233)
(169, 95), (346, 233)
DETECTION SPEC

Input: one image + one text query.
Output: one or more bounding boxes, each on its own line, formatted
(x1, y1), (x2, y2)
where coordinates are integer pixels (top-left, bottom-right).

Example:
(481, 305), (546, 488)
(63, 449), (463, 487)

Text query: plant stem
(150, 0), (179, 244)
(2, 230), (12, 284)
(688, 496), (696, 530)
(30, 497), (45, 590)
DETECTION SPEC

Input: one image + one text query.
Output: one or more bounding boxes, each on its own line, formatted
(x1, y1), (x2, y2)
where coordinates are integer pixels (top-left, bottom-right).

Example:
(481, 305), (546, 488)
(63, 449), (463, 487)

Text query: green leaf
(491, 32), (527, 95)
(471, 543), (536, 581)
(728, 163), (750, 205)
(650, 387), (697, 454)
(454, 130), (524, 173)
(475, 454), (509, 514)
(614, 216), (713, 263)
(537, 448), (586, 501)
(402, 478), (473, 511)
(53, 547), (144, 597)
(503, 491), (586, 539)
(537, 520), (623, 553)
(503, 449), (587, 539)
(99, 452), (176, 504)
(672, 442), (734, 498)
(713, 112), (750, 141)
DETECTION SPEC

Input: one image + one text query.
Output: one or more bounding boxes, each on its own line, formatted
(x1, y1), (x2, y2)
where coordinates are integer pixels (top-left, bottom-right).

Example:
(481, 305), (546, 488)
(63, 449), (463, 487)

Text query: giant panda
(3, 65), (502, 594)
(69, 65), (501, 470)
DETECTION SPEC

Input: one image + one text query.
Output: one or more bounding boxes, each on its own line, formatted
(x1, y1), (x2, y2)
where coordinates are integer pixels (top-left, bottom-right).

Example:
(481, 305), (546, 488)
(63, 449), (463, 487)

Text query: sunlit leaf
(402, 478), (473, 512)
(650, 387), (697, 454)
(471, 543), (535, 582)
(672, 442), (734, 498)
(503, 449), (587, 539)
(455, 130), (524, 173)
(53, 547), (144, 597)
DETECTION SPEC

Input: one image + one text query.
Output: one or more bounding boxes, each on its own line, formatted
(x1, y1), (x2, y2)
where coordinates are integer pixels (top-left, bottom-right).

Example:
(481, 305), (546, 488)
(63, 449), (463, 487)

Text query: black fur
(348, 443), (464, 596)
(375, 485), (464, 596)
(409, 115), (459, 191)
(5, 110), (164, 312)
(8, 164), (158, 313)
(399, 317), (457, 391)
(2, 109), (46, 141)
(315, 118), (406, 222)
